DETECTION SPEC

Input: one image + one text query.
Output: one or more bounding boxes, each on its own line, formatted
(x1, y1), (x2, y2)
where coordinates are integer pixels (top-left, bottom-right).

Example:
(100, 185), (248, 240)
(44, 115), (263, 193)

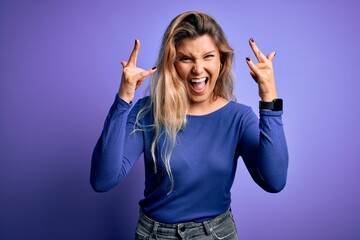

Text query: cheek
(208, 62), (221, 77)
(174, 64), (188, 80)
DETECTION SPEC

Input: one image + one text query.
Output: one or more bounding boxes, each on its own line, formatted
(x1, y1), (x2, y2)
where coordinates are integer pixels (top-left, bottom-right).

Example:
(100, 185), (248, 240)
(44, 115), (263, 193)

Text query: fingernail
(274, 52), (277, 57)
(246, 57), (250, 62)
(135, 39), (137, 45)
(152, 66), (157, 70)
(250, 37), (254, 43)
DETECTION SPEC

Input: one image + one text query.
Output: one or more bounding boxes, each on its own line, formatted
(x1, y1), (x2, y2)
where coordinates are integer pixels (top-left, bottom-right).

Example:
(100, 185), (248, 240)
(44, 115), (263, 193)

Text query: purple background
(1, 0), (359, 239)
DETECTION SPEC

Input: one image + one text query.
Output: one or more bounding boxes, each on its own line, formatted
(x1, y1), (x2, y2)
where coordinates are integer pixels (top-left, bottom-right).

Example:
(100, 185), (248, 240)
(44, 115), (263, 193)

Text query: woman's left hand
(245, 38), (278, 102)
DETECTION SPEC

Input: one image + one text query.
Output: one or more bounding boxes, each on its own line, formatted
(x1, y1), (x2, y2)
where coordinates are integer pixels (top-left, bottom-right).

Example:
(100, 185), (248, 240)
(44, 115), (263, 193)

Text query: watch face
(273, 99), (283, 111)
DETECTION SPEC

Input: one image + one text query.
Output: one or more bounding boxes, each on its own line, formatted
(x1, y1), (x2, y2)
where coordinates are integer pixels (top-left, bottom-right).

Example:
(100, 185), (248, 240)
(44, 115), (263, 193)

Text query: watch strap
(259, 98), (283, 111)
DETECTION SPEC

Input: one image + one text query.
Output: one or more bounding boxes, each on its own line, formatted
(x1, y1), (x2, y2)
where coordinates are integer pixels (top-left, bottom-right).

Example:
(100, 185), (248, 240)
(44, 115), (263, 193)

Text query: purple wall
(1, 0), (359, 239)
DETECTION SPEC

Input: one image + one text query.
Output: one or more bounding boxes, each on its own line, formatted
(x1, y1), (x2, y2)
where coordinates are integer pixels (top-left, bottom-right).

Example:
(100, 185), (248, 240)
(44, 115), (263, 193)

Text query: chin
(188, 93), (212, 104)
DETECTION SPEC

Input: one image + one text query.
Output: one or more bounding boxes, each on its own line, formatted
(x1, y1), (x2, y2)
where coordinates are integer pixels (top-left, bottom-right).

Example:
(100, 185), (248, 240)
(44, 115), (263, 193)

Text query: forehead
(176, 35), (219, 55)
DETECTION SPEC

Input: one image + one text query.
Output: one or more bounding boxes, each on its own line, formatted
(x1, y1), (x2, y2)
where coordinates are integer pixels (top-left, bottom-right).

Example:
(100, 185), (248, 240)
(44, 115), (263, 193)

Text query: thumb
(267, 52), (276, 62)
(121, 61), (127, 68)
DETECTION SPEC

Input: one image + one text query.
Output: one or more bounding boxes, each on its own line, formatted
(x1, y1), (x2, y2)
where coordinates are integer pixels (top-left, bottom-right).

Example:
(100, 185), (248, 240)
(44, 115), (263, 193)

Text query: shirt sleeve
(239, 108), (289, 193)
(90, 95), (145, 192)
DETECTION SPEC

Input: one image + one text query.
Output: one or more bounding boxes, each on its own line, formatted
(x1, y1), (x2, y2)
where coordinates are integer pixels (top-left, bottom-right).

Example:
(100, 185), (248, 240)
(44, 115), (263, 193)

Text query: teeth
(190, 77), (207, 83)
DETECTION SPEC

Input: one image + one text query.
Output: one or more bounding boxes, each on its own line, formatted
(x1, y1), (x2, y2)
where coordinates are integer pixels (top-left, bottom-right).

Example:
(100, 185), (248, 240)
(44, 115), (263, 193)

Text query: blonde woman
(91, 11), (288, 240)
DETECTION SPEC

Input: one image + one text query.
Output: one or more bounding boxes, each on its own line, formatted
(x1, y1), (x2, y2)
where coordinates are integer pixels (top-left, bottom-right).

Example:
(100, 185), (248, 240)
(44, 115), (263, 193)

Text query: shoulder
(130, 96), (151, 113)
(224, 101), (258, 126)
(134, 96), (151, 107)
(128, 96), (153, 124)
(226, 101), (254, 116)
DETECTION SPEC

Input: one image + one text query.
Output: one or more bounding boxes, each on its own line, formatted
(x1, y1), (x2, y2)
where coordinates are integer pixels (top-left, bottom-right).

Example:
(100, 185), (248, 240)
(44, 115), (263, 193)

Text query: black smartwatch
(259, 98), (283, 111)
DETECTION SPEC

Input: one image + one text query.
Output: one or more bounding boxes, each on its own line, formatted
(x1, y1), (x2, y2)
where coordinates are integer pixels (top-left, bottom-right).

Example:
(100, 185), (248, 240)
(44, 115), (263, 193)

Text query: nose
(192, 60), (204, 75)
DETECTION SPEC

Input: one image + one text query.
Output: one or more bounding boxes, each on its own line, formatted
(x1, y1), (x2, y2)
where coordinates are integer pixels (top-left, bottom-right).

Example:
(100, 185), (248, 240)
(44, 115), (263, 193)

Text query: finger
(250, 60), (258, 83)
(121, 61), (127, 68)
(135, 78), (146, 89)
(133, 66), (157, 82)
(245, 57), (261, 75)
(249, 38), (268, 63)
(267, 51), (276, 62)
(134, 67), (157, 89)
(127, 39), (140, 67)
(250, 70), (258, 82)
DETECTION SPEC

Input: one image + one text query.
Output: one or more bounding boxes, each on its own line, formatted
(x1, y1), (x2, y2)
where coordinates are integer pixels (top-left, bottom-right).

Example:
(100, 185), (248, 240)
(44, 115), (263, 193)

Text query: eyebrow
(177, 51), (217, 57)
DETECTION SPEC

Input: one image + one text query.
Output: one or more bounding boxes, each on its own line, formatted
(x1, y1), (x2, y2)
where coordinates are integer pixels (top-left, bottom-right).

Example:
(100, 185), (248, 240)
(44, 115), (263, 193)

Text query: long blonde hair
(137, 11), (235, 193)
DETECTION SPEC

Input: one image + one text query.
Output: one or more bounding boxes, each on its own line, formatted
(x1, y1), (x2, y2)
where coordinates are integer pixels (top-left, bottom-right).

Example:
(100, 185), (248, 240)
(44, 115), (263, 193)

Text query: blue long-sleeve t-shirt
(91, 95), (288, 223)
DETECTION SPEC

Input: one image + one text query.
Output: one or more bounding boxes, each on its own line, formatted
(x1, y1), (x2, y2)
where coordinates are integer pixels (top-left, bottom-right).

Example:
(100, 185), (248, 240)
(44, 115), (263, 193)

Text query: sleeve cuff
(260, 109), (283, 116)
(115, 94), (132, 109)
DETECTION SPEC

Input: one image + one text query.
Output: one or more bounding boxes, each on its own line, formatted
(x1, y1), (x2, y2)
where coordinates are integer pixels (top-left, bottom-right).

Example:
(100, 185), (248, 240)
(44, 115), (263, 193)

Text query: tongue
(192, 81), (206, 90)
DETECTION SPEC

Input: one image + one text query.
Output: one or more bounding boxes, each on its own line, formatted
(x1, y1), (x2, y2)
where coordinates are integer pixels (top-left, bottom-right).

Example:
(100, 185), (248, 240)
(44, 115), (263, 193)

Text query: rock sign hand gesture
(118, 39), (157, 103)
(245, 38), (278, 102)
(118, 38), (278, 103)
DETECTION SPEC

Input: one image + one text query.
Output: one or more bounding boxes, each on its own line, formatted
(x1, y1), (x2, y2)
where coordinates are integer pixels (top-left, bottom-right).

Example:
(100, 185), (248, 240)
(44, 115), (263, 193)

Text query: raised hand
(245, 38), (278, 102)
(118, 39), (157, 103)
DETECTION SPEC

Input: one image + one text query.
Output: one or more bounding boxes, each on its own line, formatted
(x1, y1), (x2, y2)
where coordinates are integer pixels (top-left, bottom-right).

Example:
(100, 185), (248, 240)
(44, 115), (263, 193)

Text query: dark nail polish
(135, 39), (137, 45)
(152, 66), (157, 70)
(246, 57), (250, 62)
(250, 37), (254, 43)
(274, 52), (277, 57)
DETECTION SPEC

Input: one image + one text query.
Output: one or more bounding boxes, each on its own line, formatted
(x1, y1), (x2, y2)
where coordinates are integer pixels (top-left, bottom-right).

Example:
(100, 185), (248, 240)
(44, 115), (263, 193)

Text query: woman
(91, 11), (288, 240)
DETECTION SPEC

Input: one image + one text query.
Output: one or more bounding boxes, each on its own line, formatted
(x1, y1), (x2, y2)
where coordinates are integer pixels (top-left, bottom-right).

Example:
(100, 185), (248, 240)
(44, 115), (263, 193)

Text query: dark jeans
(135, 209), (238, 240)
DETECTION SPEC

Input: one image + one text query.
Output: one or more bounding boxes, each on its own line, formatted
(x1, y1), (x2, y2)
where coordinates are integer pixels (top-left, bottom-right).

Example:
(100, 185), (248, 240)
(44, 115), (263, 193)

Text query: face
(174, 34), (221, 105)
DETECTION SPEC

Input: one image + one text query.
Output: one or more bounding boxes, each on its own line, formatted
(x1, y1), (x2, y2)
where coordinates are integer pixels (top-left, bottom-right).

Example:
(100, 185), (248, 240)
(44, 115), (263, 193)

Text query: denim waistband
(138, 209), (232, 237)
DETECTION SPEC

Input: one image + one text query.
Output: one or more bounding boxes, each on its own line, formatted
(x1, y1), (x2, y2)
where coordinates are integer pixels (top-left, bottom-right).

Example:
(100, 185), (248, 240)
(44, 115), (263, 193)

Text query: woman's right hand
(118, 39), (157, 103)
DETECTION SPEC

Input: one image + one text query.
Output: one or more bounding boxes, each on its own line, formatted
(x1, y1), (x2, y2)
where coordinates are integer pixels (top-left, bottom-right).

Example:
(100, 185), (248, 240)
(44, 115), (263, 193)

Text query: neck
(187, 96), (228, 116)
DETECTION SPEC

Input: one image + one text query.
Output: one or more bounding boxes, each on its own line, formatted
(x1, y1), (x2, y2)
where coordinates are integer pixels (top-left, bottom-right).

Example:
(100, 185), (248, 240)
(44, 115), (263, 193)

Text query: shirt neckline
(186, 101), (234, 118)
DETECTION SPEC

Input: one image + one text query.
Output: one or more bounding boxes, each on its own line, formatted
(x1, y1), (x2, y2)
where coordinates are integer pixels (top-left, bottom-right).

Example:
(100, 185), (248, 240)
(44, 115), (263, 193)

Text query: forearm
(90, 96), (132, 192)
(256, 110), (289, 192)
(241, 109), (289, 193)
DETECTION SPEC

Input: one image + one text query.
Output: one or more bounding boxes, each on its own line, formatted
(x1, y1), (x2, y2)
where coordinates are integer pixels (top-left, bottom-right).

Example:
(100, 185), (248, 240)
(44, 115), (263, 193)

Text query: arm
(90, 39), (155, 192)
(241, 38), (288, 192)
(239, 108), (288, 193)
(90, 96), (145, 192)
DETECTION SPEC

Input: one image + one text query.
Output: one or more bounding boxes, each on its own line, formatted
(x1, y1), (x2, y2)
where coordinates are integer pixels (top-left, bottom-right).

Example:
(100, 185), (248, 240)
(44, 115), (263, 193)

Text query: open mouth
(189, 77), (208, 92)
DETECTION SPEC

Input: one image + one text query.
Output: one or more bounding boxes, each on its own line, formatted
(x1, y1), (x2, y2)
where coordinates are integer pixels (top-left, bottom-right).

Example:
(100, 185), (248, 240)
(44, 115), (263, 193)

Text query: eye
(179, 56), (192, 62)
(204, 54), (215, 59)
